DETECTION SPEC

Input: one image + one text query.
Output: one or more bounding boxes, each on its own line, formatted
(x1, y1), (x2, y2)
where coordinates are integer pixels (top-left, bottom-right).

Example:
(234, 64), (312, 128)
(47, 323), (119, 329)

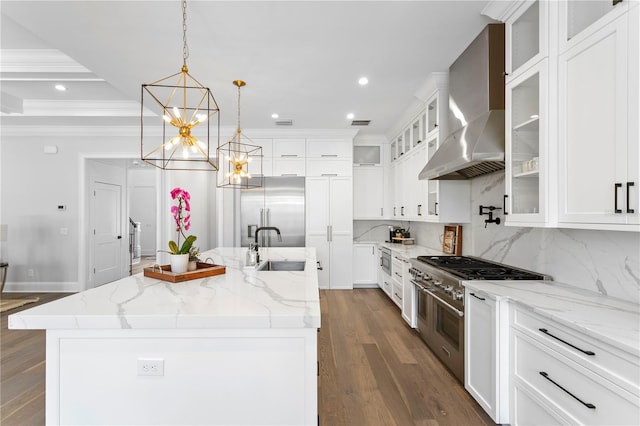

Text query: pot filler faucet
(254, 227), (282, 263)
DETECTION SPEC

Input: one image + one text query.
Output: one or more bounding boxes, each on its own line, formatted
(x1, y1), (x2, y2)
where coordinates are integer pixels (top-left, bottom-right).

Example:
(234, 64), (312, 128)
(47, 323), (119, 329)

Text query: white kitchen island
(9, 247), (320, 426)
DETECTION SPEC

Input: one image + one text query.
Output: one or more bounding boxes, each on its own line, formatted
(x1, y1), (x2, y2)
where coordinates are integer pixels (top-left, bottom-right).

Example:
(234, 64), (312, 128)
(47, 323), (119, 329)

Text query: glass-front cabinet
(505, 59), (549, 225)
(506, 0), (546, 80)
(426, 135), (439, 216)
(560, 0), (628, 49)
(426, 97), (438, 135)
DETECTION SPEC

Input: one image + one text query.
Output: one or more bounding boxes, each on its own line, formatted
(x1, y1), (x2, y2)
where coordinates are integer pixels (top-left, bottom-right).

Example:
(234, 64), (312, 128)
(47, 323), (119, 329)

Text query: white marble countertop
(463, 280), (640, 356)
(9, 247), (320, 330)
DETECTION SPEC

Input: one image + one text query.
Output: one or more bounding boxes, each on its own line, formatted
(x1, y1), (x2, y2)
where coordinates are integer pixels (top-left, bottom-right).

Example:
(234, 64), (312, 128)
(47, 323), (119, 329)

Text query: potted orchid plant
(166, 187), (197, 273)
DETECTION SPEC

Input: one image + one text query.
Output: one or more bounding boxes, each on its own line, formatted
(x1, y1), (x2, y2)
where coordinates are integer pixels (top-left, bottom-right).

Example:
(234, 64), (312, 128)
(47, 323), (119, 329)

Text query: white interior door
(93, 181), (122, 286)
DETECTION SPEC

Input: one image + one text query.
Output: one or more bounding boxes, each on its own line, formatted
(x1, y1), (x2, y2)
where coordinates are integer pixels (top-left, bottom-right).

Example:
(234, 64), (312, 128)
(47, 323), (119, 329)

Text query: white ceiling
(0, 0), (494, 137)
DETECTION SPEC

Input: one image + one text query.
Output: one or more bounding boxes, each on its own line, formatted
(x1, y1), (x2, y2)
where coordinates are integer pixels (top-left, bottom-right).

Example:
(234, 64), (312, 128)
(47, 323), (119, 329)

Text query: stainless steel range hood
(419, 24), (505, 180)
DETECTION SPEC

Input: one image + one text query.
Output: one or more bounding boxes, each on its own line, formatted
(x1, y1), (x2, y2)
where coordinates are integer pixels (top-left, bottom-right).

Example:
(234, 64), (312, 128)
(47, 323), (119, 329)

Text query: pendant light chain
(182, 0), (189, 66)
(237, 83), (242, 133)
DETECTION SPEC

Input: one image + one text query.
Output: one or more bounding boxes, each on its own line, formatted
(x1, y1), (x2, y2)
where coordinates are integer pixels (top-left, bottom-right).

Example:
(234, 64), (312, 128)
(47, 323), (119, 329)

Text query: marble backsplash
(355, 171), (640, 304)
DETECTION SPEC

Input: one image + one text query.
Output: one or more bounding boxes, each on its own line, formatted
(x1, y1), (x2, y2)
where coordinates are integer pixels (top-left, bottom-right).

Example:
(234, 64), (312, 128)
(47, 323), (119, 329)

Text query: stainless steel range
(409, 255), (550, 383)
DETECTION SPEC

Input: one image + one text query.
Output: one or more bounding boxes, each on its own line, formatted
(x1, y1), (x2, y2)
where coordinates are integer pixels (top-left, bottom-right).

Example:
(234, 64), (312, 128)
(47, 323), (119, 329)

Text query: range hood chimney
(419, 24), (505, 180)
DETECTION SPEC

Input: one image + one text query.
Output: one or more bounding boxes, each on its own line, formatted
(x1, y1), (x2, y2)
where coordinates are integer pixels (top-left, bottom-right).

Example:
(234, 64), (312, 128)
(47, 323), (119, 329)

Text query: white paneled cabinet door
(305, 176), (353, 289)
(466, 290), (498, 422)
(353, 166), (384, 219)
(558, 12), (630, 227)
(353, 244), (377, 286)
(329, 177), (353, 289)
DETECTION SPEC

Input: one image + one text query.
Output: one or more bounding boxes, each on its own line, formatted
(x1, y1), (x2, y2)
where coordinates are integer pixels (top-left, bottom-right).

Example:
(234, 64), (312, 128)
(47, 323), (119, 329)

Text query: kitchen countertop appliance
(409, 255), (550, 383)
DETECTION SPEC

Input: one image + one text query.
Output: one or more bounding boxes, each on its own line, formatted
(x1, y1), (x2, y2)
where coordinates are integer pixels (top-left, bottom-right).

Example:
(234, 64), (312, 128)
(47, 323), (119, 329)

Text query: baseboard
(353, 283), (379, 289)
(2, 281), (80, 293)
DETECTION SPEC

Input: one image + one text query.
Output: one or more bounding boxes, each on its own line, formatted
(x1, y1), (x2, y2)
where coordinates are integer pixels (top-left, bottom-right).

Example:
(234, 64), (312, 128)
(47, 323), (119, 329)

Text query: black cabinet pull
(503, 194), (509, 215)
(539, 372), (596, 409)
(627, 182), (635, 213)
(435, 202), (439, 216)
(417, 204), (422, 216)
(470, 292), (486, 301)
(538, 328), (595, 356)
(613, 0), (623, 5)
(615, 183), (622, 213)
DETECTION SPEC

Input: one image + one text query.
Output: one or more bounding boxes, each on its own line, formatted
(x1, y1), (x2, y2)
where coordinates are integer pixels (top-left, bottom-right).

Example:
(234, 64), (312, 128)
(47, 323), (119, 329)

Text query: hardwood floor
(0, 293), (70, 426)
(319, 289), (495, 426)
(1, 289), (494, 425)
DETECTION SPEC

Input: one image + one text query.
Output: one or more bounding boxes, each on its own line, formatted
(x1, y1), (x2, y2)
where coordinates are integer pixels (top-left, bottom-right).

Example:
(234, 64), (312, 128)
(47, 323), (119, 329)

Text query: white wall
(0, 125), (219, 292)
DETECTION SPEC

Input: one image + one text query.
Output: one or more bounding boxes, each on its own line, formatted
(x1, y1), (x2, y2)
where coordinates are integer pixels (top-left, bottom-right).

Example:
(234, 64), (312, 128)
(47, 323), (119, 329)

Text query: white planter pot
(188, 261), (197, 271)
(170, 254), (189, 273)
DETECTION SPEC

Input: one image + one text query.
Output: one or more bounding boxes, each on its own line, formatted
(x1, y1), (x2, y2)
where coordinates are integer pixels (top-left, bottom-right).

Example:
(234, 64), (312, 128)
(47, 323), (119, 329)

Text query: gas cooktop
(415, 255), (548, 281)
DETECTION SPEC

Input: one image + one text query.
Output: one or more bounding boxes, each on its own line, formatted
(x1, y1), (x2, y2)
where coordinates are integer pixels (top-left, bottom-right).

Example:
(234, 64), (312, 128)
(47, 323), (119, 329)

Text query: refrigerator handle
(260, 208), (265, 247)
(266, 208), (271, 246)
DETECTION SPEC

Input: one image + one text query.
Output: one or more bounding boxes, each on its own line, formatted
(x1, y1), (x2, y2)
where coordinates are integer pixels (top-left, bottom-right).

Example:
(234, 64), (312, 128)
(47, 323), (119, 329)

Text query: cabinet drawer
(382, 275), (392, 297)
(392, 281), (402, 306)
(272, 158), (305, 176)
(512, 305), (639, 392)
(306, 159), (351, 177)
(512, 330), (640, 425)
(391, 257), (403, 282)
(512, 382), (571, 426)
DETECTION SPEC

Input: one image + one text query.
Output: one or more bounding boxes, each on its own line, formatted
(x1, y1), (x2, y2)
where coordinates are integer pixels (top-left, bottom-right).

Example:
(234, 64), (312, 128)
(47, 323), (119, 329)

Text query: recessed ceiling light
(358, 77), (368, 86)
(347, 113), (355, 120)
(271, 113), (279, 119)
(55, 84), (67, 91)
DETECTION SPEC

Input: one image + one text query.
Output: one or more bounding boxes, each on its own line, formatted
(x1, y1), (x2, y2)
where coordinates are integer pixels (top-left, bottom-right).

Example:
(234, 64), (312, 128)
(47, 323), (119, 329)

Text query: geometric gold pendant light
(140, 0), (219, 171)
(217, 80), (263, 188)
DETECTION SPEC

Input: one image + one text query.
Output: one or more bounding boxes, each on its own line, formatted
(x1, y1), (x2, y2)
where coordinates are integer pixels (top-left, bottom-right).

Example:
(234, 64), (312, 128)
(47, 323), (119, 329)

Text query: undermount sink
(256, 260), (306, 271)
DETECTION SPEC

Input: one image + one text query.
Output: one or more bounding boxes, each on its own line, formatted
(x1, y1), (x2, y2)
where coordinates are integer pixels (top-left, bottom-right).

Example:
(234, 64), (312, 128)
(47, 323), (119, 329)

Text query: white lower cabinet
(391, 255), (404, 308)
(510, 304), (640, 426)
(400, 257), (415, 327)
(353, 243), (377, 287)
(464, 288), (509, 424)
(464, 285), (640, 426)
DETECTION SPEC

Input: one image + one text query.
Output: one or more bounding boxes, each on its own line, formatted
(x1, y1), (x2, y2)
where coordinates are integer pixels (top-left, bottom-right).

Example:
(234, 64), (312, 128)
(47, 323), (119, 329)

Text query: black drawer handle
(470, 292), (485, 301)
(627, 182), (635, 213)
(539, 372), (596, 409)
(538, 328), (595, 356)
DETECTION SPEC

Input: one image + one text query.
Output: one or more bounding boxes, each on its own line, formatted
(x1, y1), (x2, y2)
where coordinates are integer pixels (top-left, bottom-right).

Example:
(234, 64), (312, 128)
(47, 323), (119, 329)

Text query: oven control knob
(432, 280), (442, 286)
(444, 285), (454, 292)
(453, 291), (464, 300)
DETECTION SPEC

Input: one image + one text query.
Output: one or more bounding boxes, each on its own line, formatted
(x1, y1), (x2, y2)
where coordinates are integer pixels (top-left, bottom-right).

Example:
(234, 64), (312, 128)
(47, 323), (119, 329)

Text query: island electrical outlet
(137, 358), (164, 376)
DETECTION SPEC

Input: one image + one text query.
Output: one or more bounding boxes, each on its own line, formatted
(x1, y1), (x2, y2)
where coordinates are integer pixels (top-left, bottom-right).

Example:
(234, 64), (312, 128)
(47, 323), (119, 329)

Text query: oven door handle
(424, 288), (464, 318)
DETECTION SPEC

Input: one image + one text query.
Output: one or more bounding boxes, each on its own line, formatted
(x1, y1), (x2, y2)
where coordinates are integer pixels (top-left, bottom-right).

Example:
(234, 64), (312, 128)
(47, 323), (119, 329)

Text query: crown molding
(1, 123), (360, 139)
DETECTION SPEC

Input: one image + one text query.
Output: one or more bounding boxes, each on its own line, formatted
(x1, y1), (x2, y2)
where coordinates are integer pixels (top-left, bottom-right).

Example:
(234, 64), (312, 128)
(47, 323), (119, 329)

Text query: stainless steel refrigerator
(240, 176), (305, 247)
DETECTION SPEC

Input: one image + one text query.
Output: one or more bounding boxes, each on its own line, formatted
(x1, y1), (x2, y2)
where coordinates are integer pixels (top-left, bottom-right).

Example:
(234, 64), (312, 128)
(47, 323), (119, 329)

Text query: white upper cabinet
(505, 0), (548, 81)
(353, 166), (385, 219)
(558, 3), (638, 229)
(306, 139), (352, 158)
(505, 59), (552, 225)
(273, 139), (306, 157)
(353, 145), (381, 166)
(559, 0), (629, 51)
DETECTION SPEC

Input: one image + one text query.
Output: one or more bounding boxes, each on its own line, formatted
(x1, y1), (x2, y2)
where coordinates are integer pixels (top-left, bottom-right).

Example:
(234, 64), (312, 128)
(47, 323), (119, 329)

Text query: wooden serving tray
(143, 262), (226, 283)
(391, 237), (415, 245)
